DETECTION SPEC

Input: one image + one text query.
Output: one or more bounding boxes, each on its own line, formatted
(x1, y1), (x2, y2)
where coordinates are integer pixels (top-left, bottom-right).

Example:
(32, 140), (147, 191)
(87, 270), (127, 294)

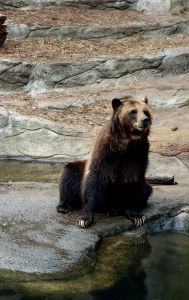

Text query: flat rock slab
(0, 0), (136, 10)
(0, 153), (188, 273)
(0, 108), (96, 160)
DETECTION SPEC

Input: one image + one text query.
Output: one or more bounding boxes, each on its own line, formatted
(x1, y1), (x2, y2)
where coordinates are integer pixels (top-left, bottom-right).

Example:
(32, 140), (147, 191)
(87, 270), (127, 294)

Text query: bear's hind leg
(57, 160), (86, 213)
(138, 182), (153, 209)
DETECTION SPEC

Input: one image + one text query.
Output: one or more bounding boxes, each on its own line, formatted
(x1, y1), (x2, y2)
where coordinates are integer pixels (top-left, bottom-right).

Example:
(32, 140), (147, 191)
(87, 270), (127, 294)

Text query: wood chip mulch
(3, 8), (160, 27)
(1, 36), (189, 62)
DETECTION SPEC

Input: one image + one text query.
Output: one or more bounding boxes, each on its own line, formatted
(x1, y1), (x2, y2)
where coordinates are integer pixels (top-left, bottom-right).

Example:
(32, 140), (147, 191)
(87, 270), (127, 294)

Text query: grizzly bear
(57, 96), (153, 228)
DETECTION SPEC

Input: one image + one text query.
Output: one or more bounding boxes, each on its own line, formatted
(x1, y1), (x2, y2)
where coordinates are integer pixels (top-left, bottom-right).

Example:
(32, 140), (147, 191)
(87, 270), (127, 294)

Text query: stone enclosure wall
(0, 0), (189, 11)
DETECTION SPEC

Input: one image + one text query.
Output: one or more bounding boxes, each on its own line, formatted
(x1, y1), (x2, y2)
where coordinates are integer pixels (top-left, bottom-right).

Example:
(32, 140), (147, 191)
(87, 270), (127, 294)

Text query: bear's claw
(79, 212), (94, 228)
(56, 203), (71, 214)
(79, 219), (88, 228)
(134, 215), (146, 227)
(125, 209), (146, 228)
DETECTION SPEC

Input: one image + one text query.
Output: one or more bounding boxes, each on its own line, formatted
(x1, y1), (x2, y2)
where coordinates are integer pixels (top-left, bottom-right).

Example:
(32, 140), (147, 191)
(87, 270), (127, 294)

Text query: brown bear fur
(57, 96), (153, 228)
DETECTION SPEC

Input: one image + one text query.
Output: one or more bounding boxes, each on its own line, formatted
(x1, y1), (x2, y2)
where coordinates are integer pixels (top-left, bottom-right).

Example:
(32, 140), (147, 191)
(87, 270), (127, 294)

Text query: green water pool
(0, 159), (63, 183)
(0, 232), (188, 300)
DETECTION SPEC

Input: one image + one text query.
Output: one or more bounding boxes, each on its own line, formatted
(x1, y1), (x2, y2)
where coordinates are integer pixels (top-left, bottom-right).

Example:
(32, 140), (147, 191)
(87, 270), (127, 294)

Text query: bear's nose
(141, 117), (150, 128)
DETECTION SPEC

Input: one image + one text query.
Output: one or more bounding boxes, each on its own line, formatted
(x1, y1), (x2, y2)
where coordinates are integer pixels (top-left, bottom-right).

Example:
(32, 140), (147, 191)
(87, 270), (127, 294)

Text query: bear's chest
(110, 154), (143, 184)
(120, 158), (141, 183)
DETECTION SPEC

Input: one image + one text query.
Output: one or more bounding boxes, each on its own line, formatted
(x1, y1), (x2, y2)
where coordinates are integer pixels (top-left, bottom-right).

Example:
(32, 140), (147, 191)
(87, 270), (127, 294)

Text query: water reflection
(0, 160), (64, 183)
(0, 234), (150, 299)
(0, 233), (188, 299)
(144, 233), (189, 300)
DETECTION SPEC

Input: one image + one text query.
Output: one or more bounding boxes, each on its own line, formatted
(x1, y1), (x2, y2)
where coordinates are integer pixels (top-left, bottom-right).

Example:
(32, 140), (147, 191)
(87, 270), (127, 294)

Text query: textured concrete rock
(0, 109), (95, 160)
(158, 48), (189, 76)
(110, 74), (189, 108)
(0, 60), (33, 93)
(0, 0), (136, 10)
(7, 24), (30, 38)
(37, 96), (95, 110)
(27, 56), (163, 94)
(7, 18), (189, 41)
(137, 0), (188, 13)
(0, 153), (188, 274)
(36, 73), (189, 109)
(150, 106), (189, 156)
(1, 48), (188, 94)
(177, 152), (189, 169)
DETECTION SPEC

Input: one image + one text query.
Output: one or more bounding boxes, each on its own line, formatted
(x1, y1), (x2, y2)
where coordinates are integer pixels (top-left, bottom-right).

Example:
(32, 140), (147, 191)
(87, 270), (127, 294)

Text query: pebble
(171, 126), (178, 131)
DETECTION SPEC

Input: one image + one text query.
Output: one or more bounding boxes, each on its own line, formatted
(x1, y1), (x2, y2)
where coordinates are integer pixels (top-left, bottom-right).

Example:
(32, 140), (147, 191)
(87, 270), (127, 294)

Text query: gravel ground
(1, 36), (189, 62)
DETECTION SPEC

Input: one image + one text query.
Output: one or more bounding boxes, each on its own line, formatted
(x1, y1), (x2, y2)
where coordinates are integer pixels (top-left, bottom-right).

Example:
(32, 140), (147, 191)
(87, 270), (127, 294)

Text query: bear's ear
(112, 98), (122, 110)
(141, 96), (148, 104)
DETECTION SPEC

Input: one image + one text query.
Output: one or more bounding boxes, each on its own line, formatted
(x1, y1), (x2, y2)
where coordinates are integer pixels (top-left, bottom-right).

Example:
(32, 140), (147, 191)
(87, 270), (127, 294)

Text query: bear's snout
(141, 116), (150, 128)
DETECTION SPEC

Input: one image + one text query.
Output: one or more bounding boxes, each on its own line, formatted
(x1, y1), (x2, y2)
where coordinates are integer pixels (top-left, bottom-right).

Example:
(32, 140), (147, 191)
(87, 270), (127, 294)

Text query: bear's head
(111, 96), (152, 139)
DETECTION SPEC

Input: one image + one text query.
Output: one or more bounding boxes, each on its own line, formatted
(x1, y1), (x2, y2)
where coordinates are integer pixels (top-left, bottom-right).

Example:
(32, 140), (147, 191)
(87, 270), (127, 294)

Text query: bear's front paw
(79, 213), (94, 228)
(125, 210), (146, 228)
(56, 202), (71, 214)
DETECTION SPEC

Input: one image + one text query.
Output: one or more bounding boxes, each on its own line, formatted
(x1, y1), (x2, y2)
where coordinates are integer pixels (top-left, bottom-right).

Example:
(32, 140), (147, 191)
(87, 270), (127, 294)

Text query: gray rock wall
(0, 60), (33, 93)
(7, 19), (189, 41)
(2, 0), (188, 11)
(0, 0), (137, 10)
(0, 49), (189, 95)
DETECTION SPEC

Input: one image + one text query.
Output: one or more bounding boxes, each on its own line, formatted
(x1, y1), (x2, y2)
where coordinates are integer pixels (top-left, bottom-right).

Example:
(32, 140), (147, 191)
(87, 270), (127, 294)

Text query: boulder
(137, 0), (186, 13)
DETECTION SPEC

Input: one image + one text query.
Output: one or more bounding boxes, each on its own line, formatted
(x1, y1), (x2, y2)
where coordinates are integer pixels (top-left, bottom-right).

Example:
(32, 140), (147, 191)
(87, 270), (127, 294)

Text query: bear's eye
(130, 109), (137, 117)
(144, 110), (150, 117)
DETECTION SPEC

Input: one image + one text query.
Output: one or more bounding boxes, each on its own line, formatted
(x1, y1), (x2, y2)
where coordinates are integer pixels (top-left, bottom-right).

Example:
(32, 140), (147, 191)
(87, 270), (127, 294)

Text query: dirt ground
(1, 36), (189, 62)
(0, 93), (110, 127)
(3, 8), (171, 27)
